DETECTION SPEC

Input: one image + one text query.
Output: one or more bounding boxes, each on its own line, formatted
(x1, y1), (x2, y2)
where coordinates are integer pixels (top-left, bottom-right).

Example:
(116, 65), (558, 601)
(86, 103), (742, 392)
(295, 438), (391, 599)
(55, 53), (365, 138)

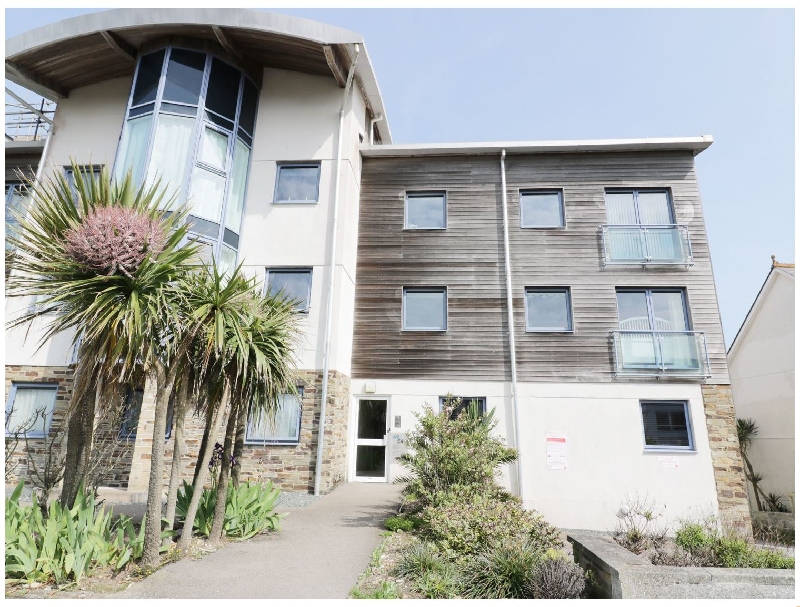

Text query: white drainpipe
(500, 149), (524, 499)
(314, 44), (360, 496)
(369, 114), (383, 145)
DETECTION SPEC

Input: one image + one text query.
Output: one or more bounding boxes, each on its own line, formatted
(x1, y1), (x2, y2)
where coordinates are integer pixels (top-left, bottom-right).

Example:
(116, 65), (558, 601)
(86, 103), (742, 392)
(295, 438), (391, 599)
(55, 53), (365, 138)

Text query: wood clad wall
(5, 151), (41, 182)
(353, 151), (729, 384)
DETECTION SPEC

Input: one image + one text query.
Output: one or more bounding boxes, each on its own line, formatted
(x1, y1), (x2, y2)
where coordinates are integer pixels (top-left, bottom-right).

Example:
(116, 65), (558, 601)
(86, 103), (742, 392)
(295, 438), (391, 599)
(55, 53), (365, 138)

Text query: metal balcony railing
(600, 224), (694, 267)
(610, 330), (710, 378)
(5, 89), (55, 142)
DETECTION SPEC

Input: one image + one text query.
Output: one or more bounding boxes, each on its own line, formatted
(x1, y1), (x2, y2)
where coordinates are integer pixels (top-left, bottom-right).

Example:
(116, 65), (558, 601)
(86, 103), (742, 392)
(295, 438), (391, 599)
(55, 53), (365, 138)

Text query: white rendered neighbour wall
(350, 378), (720, 531)
(729, 270), (796, 510)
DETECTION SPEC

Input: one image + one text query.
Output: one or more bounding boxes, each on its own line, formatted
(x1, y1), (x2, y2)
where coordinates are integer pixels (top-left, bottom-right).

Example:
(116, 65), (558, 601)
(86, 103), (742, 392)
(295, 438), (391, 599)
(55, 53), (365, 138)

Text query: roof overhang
(5, 139), (46, 154)
(5, 8), (392, 143)
(361, 136), (714, 158)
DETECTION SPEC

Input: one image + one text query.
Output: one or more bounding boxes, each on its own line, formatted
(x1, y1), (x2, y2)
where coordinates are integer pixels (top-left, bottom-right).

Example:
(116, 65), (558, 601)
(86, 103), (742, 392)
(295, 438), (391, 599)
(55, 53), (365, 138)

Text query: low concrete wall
(568, 532), (794, 599)
(752, 511), (795, 532)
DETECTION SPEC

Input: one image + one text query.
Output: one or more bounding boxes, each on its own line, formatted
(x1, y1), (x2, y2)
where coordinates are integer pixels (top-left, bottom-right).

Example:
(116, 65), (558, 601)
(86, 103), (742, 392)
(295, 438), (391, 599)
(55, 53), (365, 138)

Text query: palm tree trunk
(164, 377), (189, 534)
(179, 383), (229, 552)
(193, 402), (215, 486)
(209, 400), (238, 544)
(741, 451), (765, 511)
(231, 400), (248, 487)
(59, 383), (97, 508)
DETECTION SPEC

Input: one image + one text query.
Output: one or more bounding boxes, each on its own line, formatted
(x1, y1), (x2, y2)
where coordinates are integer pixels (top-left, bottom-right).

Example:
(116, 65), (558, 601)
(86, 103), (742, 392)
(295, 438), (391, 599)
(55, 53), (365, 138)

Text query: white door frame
(352, 396), (390, 483)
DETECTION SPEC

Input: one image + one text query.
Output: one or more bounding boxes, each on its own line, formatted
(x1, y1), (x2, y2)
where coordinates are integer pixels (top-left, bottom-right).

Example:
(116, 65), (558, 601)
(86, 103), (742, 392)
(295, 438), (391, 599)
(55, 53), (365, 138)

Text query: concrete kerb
(568, 532), (794, 599)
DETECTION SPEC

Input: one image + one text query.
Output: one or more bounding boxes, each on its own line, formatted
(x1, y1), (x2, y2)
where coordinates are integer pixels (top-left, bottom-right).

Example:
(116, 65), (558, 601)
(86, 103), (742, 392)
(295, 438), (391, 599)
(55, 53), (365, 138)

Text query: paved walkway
(117, 482), (402, 599)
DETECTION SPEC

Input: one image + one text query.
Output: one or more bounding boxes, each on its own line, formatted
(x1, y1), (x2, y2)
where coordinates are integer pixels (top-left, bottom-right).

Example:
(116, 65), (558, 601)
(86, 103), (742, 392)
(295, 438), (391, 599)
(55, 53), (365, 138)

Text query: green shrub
(422, 492), (561, 556)
(350, 581), (399, 599)
(460, 539), (541, 599)
(395, 399), (516, 513)
(4, 481), (164, 584)
(528, 555), (586, 599)
(176, 479), (283, 540)
(385, 516), (416, 533)
(395, 540), (460, 599)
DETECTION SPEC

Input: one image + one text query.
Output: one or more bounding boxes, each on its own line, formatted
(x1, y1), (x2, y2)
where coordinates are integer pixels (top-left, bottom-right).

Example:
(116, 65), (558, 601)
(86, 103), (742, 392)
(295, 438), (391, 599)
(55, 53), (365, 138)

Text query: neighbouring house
(4, 8), (751, 532)
(728, 256), (795, 513)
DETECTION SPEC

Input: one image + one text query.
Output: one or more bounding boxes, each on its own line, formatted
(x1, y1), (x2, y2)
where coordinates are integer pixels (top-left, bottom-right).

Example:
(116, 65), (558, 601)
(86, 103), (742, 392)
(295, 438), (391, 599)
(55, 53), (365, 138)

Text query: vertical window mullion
(217, 70), (245, 264)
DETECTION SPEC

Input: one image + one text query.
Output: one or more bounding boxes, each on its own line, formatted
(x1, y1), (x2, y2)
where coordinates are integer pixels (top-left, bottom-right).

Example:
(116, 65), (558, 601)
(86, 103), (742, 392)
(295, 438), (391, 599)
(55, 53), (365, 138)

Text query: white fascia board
(361, 135), (714, 157)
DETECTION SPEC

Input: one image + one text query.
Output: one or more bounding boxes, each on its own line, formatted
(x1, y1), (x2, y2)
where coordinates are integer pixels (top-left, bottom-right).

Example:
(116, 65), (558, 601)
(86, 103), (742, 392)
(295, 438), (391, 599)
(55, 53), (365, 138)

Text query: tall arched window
(114, 46), (258, 270)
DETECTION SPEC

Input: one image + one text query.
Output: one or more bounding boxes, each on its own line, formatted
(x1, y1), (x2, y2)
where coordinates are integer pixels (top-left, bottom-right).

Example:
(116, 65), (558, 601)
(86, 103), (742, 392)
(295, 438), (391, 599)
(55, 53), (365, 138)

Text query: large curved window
(114, 47), (258, 270)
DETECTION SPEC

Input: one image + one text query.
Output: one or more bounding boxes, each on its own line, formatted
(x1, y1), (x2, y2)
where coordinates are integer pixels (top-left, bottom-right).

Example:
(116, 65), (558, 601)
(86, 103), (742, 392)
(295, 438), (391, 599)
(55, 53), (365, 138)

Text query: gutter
(314, 43), (360, 496)
(499, 149), (524, 499)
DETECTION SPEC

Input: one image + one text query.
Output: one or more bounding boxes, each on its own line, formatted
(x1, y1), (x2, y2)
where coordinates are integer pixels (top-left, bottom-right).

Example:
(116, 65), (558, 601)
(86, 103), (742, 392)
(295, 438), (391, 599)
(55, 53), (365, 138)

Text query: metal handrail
(609, 329), (711, 378)
(599, 224), (694, 268)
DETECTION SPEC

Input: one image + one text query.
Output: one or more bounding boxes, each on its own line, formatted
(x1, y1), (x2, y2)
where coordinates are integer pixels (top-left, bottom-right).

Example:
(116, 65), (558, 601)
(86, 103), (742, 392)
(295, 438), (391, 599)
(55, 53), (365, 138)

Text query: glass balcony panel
(645, 227), (684, 262)
(618, 332), (659, 369)
(612, 330), (708, 377)
(606, 228), (645, 261)
(660, 333), (702, 371)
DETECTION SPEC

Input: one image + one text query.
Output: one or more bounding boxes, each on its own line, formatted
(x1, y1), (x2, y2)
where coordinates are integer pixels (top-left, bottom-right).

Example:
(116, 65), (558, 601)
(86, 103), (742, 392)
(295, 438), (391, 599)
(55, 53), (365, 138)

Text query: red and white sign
(546, 432), (568, 470)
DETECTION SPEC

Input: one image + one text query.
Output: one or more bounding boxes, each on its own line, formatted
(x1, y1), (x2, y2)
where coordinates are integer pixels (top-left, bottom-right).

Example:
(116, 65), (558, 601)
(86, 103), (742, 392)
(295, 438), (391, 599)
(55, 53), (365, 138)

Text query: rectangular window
(245, 389), (303, 444)
(640, 401), (694, 450)
(403, 287), (447, 331)
(274, 163), (321, 204)
(405, 191), (446, 229)
(520, 190), (565, 228)
(439, 396), (486, 420)
(606, 190), (673, 226)
(5, 383), (58, 438)
(64, 166), (102, 202)
(5, 181), (28, 252)
(525, 288), (573, 332)
(266, 269), (312, 313)
(119, 387), (173, 440)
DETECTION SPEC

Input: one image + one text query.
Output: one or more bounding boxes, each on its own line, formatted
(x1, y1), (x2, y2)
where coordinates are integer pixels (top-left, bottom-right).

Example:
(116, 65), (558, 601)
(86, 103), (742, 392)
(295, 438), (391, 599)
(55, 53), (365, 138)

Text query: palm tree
(736, 417), (766, 511)
(6, 162), (198, 566)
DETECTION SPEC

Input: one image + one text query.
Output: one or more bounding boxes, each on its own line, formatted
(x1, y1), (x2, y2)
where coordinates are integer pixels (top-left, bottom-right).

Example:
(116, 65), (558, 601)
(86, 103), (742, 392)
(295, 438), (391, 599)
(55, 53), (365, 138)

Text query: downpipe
(500, 149), (524, 499)
(314, 44), (360, 496)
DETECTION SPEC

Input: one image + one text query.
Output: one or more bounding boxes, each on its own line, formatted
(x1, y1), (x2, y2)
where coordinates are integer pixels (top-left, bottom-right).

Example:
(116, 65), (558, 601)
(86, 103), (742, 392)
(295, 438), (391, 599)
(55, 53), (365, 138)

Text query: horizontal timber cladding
(353, 151), (729, 384)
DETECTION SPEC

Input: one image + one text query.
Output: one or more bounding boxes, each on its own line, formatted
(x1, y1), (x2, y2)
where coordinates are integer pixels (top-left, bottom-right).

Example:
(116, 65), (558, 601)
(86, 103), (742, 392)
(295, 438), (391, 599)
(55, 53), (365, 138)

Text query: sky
(5, 8), (795, 346)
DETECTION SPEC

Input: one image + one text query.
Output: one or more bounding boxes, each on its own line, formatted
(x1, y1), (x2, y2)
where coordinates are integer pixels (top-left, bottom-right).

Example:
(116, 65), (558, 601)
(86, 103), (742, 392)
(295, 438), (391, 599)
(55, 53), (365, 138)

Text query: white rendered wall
(729, 271), (795, 510)
(237, 67), (366, 374)
(349, 378), (720, 531)
(5, 77), (131, 367)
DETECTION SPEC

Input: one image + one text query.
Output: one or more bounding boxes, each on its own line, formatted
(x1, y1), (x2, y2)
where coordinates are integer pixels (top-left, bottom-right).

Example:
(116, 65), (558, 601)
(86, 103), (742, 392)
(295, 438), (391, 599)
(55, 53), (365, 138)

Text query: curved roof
(6, 8), (391, 142)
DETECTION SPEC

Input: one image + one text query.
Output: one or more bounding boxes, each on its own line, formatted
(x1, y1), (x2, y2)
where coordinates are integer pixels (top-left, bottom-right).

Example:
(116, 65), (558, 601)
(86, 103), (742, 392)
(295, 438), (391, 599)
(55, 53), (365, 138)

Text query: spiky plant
(6, 161), (198, 566)
(736, 418), (765, 511)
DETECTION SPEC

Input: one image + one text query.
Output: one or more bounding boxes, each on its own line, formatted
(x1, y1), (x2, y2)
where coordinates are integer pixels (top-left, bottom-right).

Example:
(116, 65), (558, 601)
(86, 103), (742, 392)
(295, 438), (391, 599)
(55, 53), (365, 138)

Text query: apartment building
(4, 8), (750, 531)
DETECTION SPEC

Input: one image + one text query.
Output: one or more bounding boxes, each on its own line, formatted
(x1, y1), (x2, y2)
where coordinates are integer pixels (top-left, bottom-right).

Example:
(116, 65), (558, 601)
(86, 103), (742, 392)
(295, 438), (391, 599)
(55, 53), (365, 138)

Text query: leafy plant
(764, 492), (792, 513)
(385, 516), (420, 533)
(460, 539), (541, 599)
(395, 399), (516, 513)
(612, 493), (668, 554)
(175, 480), (217, 537)
(350, 581), (399, 599)
(395, 541), (459, 599)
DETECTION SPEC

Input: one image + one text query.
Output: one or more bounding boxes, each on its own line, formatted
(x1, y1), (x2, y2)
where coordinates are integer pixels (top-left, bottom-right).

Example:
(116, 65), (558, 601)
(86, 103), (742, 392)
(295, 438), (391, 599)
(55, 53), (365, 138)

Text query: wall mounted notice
(546, 432), (568, 470)
(657, 456), (679, 469)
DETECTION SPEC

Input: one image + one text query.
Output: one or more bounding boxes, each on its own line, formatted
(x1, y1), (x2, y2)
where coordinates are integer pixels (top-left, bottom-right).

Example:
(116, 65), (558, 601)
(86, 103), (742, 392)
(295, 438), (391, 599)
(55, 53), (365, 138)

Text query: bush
(395, 399), (516, 513)
(422, 491), (561, 557)
(460, 539), (541, 599)
(176, 480), (284, 540)
(528, 555), (586, 599)
(385, 515), (420, 533)
(612, 493), (667, 555)
(396, 541), (460, 599)
(351, 581), (399, 599)
(4, 481), (161, 584)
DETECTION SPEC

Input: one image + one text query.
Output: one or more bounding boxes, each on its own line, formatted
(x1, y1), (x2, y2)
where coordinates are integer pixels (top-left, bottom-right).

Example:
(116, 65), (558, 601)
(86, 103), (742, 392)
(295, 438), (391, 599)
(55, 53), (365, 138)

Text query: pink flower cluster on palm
(64, 206), (167, 278)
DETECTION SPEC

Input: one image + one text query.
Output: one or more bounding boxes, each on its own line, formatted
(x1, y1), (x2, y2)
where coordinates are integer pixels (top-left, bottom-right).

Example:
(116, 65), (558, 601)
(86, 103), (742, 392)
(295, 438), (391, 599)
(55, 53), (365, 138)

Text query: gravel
(275, 492), (322, 509)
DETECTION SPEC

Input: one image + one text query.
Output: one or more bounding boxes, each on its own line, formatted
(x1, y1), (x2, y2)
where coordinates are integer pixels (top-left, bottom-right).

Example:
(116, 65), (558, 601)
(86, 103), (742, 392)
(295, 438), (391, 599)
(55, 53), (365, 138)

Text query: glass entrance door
(354, 399), (388, 482)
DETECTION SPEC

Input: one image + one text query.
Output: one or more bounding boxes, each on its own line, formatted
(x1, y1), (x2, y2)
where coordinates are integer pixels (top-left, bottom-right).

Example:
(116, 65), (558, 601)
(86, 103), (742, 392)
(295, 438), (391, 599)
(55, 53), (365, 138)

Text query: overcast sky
(5, 8), (795, 345)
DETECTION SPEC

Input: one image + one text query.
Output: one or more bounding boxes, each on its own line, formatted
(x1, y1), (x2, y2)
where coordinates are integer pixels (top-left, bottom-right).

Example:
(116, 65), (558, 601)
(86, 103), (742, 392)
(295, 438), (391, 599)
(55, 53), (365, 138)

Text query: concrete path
(117, 482), (402, 599)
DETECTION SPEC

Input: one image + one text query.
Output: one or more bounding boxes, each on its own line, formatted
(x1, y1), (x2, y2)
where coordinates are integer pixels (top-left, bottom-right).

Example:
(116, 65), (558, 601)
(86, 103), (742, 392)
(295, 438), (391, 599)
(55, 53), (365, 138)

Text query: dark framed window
(405, 191), (446, 229)
(640, 401), (694, 450)
(64, 165), (103, 203)
(245, 388), (303, 445)
(5, 181), (28, 252)
(5, 383), (58, 438)
(616, 289), (690, 332)
(403, 287), (447, 331)
(520, 190), (565, 228)
(119, 387), (173, 440)
(273, 163), (321, 203)
(525, 287), (573, 332)
(266, 269), (312, 313)
(605, 189), (674, 226)
(439, 396), (486, 420)
(113, 46), (258, 274)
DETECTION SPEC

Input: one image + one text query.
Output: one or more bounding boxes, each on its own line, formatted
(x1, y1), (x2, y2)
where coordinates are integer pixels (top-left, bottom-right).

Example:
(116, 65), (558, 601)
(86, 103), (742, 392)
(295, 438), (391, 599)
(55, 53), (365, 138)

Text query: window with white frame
(245, 389), (303, 444)
(405, 191), (446, 229)
(113, 46), (258, 274)
(273, 163), (321, 203)
(525, 287), (573, 332)
(403, 287), (447, 331)
(5, 383), (58, 438)
(520, 190), (565, 228)
(640, 401), (694, 450)
(266, 269), (312, 313)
